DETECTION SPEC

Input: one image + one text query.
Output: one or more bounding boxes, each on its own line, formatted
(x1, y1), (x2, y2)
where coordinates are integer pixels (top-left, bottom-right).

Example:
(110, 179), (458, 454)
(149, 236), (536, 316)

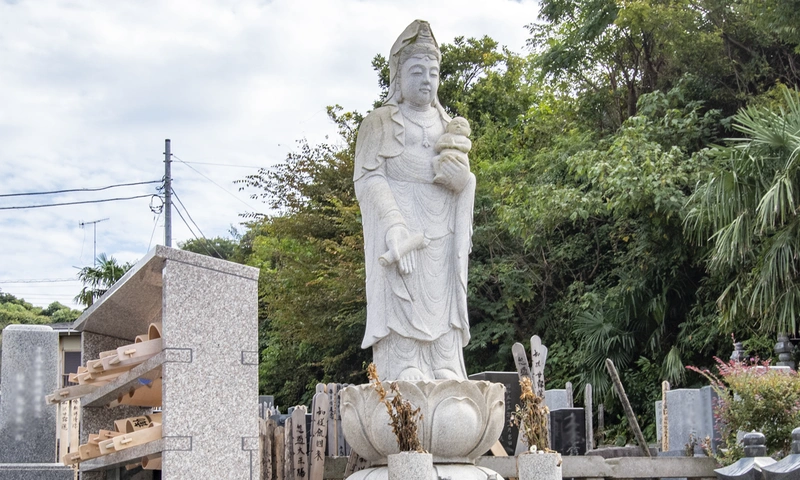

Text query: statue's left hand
(438, 153), (470, 192)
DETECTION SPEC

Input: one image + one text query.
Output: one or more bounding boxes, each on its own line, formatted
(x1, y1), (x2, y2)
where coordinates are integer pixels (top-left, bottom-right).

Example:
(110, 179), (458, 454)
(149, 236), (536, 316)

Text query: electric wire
(171, 154), (258, 212)
(180, 160), (264, 169)
(171, 189), (223, 258)
(147, 211), (162, 252)
(0, 180), (161, 198)
(171, 201), (216, 258)
(1, 278), (75, 284)
(0, 194), (153, 210)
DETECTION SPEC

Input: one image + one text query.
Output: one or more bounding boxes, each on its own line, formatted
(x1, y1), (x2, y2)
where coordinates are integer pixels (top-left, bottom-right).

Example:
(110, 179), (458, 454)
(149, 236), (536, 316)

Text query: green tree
(179, 234), (241, 261)
(74, 253), (134, 308)
(237, 107), (367, 405)
(0, 291), (81, 370)
(530, 0), (800, 128)
(684, 86), (800, 337)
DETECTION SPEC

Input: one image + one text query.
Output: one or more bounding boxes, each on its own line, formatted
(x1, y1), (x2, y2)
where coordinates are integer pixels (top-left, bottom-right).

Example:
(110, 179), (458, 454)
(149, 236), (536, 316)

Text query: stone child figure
(433, 116), (472, 187)
(353, 20), (475, 381)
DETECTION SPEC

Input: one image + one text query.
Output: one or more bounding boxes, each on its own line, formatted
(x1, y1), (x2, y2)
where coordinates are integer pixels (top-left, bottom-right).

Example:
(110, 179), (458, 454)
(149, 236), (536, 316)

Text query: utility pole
(164, 139), (172, 247)
(79, 218), (110, 266)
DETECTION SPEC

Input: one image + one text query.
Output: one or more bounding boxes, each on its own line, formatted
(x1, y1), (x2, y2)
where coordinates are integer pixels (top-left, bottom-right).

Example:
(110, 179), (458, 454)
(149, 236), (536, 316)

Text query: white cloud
(0, 0), (539, 308)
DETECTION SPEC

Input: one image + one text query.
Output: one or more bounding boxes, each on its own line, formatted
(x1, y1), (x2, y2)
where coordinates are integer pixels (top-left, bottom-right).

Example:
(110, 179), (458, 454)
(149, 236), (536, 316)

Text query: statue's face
(399, 54), (439, 108)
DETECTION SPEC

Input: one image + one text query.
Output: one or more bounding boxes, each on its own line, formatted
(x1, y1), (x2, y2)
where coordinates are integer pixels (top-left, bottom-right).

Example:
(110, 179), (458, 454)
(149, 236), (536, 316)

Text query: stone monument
(0, 324), (72, 479)
(0, 325), (60, 463)
(341, 19), (505, 480)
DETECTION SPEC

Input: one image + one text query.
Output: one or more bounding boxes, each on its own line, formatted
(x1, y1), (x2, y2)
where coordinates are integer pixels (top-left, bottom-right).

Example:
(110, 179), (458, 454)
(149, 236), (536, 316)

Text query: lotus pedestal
(341, 379), (506, 480)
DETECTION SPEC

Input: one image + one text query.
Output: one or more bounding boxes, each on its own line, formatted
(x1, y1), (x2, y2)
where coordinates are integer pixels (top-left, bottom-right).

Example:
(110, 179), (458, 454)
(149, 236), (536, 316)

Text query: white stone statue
(354, 19), (475, 381)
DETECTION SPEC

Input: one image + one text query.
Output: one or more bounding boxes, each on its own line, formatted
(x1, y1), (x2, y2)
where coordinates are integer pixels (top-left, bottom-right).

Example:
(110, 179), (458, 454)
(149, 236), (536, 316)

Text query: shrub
(688, 357), (800, 462)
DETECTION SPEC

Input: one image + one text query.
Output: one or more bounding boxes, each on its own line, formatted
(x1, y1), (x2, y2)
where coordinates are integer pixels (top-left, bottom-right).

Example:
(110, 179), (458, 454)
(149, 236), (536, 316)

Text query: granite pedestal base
(349, 463), (503, 480)
(0, 463), (74, 480)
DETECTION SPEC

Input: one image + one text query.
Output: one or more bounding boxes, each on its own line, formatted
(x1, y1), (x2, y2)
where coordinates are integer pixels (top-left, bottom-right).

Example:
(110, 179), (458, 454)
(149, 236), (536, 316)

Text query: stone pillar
(0, 325), (59, 463)
(775, 333), (796, 370)
(731, 341), (746, 363)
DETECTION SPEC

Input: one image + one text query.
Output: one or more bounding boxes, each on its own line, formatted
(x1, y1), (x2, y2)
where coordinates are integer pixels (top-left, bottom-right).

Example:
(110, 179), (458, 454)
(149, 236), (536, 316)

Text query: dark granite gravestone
(469, 371), (520, 455)
(550, 408), (586, 456)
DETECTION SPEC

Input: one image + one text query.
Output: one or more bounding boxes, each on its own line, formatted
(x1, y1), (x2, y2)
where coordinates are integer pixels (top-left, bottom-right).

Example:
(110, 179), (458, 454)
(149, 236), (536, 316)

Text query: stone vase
(516, 451), (562, 480)
(387, 451), (434, 480)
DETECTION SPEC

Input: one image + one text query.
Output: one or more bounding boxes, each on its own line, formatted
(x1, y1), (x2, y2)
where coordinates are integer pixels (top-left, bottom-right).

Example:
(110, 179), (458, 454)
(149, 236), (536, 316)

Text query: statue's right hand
(386, 225), (416, 275)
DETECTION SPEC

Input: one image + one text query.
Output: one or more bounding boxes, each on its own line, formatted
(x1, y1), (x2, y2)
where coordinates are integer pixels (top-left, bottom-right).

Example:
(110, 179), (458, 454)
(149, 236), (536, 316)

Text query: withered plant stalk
(512, 376), (552, 452)
(367, 363), (425, 452)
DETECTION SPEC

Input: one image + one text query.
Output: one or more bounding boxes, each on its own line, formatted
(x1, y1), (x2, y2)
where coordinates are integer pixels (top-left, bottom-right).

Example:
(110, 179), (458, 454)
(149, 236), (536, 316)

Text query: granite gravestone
(655, 386), (720, 454)
(544, 389), (571, 412)
(0, 325), (60, 463)
(550, 408), (586, 456)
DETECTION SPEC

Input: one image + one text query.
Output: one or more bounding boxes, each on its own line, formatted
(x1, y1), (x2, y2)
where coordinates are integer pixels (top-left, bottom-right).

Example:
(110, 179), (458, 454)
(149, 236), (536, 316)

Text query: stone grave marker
(655, 386), (720, 455)
(468, 371), (520, 455)
(584, 384), (594, 451)
(762, 426), (800, 479)
(550, 408), (587, 456)
(544, 388), (570, 412)
(565, 381), (573, 407)
(0, 325), (60, 463)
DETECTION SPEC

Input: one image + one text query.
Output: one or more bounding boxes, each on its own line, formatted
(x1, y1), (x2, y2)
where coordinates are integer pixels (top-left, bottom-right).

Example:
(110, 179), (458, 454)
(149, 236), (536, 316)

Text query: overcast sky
(0, 0), (539, 309)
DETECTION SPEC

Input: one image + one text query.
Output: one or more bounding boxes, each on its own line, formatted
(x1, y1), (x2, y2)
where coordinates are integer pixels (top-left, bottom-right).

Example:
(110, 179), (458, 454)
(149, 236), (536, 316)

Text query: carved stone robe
(353, 102), (474, 363)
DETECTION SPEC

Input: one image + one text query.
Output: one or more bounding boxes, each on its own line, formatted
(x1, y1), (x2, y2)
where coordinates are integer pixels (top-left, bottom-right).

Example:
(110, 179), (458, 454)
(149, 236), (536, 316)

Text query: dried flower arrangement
(367, 363), (425, 452)
(511, 376), (553, 452)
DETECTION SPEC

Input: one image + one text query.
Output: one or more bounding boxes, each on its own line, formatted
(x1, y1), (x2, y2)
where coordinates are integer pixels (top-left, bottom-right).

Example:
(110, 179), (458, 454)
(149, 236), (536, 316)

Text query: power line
(0, 180), (161, 198)
(0, 278), (78, 284)
(171, 189), (223, 258)
(181, 160), (264, 169)
(0, 194), (154, 210)
(147, 211), (162, 252)
(171, 199), (213, 257)
(171, 154), (258, 212)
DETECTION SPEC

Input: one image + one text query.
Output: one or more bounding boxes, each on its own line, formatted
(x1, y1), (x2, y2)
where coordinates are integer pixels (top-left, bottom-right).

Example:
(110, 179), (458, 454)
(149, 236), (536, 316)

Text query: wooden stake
(284, 416), (294, 480)
(309, 393), (329, 480)
(585, 384), (594, 452)
(290, 407), (307, 480)
(262, 418), (275, 480)
(661, 380), (670, 452)
(605, 359), (650, 457)
(275, 425), (285, 480)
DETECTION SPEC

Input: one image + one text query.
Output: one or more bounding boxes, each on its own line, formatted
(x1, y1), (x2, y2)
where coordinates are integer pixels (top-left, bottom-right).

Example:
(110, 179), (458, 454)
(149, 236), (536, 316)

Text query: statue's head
(387, 20), (441, 107)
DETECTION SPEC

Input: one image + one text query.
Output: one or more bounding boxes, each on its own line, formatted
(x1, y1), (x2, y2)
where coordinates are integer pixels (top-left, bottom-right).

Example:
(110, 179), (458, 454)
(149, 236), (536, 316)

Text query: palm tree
(74, 253), (134, 307)
(684, 86), (800, 336)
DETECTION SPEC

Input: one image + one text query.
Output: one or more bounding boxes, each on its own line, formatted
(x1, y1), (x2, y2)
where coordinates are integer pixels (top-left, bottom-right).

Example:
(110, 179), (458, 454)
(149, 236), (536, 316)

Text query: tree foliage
(685, 87), (800, 336)
(228, 4), (800, 441)
(179, 234), (241, 261)
(0, 291), (81, 369)
(74, 253), (134, 308)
